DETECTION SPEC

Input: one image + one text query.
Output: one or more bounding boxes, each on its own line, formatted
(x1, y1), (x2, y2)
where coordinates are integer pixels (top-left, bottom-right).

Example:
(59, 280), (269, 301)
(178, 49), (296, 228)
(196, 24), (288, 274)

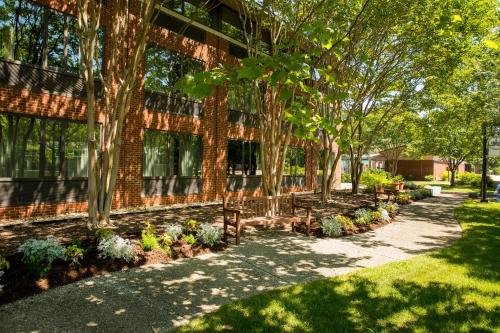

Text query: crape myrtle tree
(178, 0), (329, 196)
(77, 0), (157, 227)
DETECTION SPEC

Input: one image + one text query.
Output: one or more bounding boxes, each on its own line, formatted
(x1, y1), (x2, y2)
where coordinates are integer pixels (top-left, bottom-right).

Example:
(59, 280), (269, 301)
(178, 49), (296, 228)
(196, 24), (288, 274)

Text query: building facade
(0, 0), (341, 221)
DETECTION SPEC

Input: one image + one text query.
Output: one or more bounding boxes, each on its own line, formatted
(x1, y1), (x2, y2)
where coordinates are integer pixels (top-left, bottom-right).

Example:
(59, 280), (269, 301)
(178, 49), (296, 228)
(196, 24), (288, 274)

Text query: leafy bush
(0, 255), (9, 291)
(419, 188), (432, 198)
(321, 217), (343, 237)
(341, 173), (351, 183)
(64, 244), (85, 268)
(371, 211), (383, 222)
(405, 181), (417, 190)
(360, 169), (391, 192)
(410, 190), (423, 201)
(378, 208), (392, 222)
(164, 223), (183, 240)
(441, 171), (449, 181)
(182, 234), (197, 245)
(197, 224), (222, 247)
(98, 235), (135, 262)
(396, 193), (412, 204)
(456, 172), (486, 187)
(335, 215), (355, 231)
(95, 227), (113, 241)
(354, 208), (373, 225)
(141, 222), (159, 251)
(424, 175), (434, 181)
(391, 174), (405, 182)
(183, 219), (200, 234)
(379, 202), (399, 217)
(0, 255), (10, 271)
(159, 233), (173, 255)
(18, 236), (65, 278)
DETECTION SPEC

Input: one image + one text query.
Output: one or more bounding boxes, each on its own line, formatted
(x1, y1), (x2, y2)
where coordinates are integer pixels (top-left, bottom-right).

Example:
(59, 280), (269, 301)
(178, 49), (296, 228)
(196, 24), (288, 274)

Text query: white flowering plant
(321, 217), (343, 237)
(378, 208), (392, 222)
(18, 236), (65, 278)
(163, 223), (183, 241)
(197, 223), (222, 247)
(97, 235), (136, 262)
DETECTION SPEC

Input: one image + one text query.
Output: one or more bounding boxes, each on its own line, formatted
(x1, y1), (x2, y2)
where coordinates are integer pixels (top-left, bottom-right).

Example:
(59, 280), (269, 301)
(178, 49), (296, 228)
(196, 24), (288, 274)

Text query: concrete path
(0, 193), (464, 333)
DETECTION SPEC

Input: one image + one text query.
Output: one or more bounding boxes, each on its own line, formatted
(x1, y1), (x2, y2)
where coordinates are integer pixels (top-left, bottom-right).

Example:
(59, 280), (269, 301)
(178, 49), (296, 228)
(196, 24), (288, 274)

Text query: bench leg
(235, 221), (241, 245)
(305, 213), (311, 236)
(223, 219), (228, 242)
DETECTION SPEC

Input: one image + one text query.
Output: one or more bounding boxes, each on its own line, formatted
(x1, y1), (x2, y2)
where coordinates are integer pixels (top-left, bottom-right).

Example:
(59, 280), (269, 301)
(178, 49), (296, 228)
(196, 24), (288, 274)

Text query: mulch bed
(0, 190), (380, 305)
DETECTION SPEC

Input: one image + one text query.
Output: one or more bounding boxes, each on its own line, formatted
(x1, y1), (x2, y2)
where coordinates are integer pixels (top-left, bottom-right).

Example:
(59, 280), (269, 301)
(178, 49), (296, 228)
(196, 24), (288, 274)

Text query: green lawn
(174, 200), (500, 332)
(413, 181), (493, 193)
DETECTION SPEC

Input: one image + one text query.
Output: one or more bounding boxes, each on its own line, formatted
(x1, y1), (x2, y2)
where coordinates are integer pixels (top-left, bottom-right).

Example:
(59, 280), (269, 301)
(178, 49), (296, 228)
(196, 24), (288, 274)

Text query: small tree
(77, 0), (157, 227)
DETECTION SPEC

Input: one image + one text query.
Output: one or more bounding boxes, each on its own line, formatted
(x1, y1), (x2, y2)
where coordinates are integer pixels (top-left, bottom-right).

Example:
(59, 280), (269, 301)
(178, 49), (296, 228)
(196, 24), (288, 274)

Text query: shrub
(64, 244), (85, 268)
(95, 227), (113, 241)
(371, 211), (383, 223)
(197, 224), (222, 247)
(456, 172), (483, 187)
(405, 181), (417, 190)
(424, 175), (434, 181)
(182, 234), (197, 245)
(163, 223), (183, 240)
(0, 255), (10, 271)
(410, 190), (423, 201)
(341, 173), (351, 183)
(354, 208), (373, 225)
(360, 169), (391, 192)
(379, 202), (399, 217)
(392, 174), (405, 182)
(141, 222), (159, 251)
(159, 233), (173, 255)
(378, 208), (391, 222)
(0, 255), (9, 291)
(141, 231), (159, 251)
(183, 219), (200, 234)
(18, 236), (65, 278)
(321, 217), (343, 237)
(441, 171), (449, 181)
(419, 188), (432, 198)
(396, 193), (412, 204)
(335, 215), (355, 231)
(98, 235), (135, 262)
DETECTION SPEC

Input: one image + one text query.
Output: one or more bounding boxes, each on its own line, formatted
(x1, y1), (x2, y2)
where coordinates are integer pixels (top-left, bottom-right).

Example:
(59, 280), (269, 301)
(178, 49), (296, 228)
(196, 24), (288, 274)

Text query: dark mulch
(0, 191), (375, 256)
(0, 236), (226, 305)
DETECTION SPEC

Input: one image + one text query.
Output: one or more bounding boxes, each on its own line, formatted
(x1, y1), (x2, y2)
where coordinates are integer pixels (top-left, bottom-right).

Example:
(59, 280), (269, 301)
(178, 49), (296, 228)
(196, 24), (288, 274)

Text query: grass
(174, 200), (500, 332)
(413, 181), (494, 194)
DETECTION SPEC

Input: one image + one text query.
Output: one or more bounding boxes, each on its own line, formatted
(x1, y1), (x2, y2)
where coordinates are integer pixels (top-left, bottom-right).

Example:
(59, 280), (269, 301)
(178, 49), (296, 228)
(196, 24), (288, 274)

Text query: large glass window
(0, 113), (93, 178)
(0, 0), (103, 74)
(284, 146), (306, 176)
(228, 81), (256, 114)
(160, 0), (213, 26)
(144, 45), (205, 96)
(227, 140), (260, 176)
(143, 130), (201, 177)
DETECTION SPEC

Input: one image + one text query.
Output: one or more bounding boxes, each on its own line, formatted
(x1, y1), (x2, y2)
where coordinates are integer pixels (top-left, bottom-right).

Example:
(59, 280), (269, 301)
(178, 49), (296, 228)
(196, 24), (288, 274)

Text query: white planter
(424, 186), (441, 196)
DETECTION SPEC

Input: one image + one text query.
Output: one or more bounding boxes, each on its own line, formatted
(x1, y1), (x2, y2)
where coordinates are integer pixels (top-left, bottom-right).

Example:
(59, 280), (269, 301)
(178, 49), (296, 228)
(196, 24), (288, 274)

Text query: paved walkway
(0, 193), (464, 333)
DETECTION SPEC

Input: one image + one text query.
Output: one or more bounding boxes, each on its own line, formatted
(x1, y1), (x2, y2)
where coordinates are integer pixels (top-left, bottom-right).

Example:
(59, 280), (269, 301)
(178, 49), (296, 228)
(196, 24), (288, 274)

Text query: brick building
(0, 0), (341, 220)
(388, 156), (466, 181)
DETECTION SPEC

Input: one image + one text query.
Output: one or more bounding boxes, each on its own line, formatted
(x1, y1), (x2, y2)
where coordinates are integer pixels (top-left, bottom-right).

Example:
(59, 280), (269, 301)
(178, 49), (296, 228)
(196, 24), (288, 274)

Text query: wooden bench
(374, 185), (398, 205)
(223, 194), (312, 244)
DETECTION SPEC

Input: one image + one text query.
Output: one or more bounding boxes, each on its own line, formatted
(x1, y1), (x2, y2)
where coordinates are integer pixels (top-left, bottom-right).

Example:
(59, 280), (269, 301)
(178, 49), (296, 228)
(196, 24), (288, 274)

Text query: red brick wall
(0, 0), (320, 221)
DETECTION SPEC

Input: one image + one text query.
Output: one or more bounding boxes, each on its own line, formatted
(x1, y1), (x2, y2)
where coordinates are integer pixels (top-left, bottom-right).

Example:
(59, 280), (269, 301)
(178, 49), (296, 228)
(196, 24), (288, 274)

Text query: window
(144, 45), (205, 96)
(227, 140), (260, 176)
(0, 0), (103, 74)
(0, 113), (94, 178)
(284, 146), (306, 176)
(160, 0), (213, 26)
(143, 130), (201, 177)
(228, 81), (257, 114)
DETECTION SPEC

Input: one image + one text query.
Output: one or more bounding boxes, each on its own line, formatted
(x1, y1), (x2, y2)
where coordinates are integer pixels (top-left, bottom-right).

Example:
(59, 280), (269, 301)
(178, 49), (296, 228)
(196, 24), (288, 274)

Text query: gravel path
(0, 193), (464, 333)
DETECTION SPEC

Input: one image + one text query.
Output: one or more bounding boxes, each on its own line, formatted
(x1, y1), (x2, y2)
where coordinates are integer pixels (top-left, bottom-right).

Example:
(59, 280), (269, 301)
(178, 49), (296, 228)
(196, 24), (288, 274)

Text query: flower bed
(0, 219), (225, 305)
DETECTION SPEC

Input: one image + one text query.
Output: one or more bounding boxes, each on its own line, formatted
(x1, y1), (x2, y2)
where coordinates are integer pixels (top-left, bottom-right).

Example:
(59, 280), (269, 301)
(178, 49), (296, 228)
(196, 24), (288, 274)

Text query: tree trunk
(450, 169), (456, 187)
